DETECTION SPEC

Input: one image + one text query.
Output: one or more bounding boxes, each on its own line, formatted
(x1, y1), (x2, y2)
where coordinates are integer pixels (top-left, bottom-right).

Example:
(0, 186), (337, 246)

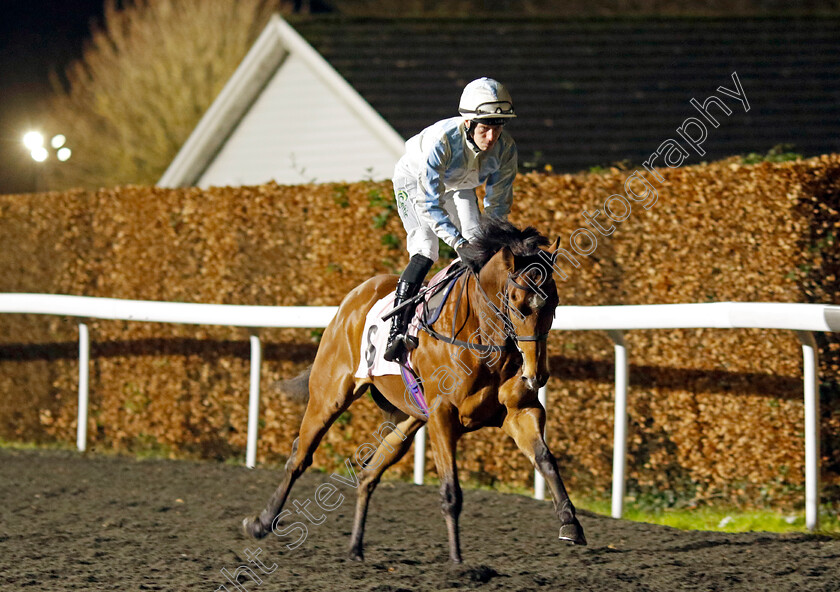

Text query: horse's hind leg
(348, 412), (425, 561)
(243, 373), (363, 539)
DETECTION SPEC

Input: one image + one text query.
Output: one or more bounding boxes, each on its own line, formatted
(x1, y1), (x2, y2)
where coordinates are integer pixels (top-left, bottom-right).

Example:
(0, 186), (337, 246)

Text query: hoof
(242, 515), (268, 540)
(348, 549), (364, 562)
(558, 517), (587, 546)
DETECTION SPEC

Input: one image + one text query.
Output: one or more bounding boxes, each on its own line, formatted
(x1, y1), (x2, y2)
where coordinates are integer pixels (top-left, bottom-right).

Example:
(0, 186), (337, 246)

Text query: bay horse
(243, 218), (586, 562)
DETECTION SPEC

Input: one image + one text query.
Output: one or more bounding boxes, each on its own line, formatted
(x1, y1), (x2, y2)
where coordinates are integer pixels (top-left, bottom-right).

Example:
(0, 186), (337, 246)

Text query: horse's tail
(272, 365), (311, 403)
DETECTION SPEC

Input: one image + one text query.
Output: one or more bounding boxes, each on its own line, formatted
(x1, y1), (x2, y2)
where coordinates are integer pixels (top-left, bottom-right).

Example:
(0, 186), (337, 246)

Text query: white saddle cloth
(354, 292), (421, 378)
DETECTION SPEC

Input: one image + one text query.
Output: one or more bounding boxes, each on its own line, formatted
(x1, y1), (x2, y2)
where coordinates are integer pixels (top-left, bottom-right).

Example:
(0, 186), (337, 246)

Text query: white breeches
(393, 175), (481, 261)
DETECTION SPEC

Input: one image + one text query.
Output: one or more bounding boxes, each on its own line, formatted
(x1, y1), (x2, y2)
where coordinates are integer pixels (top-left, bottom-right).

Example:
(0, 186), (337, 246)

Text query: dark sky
(0, 0), (105, 194)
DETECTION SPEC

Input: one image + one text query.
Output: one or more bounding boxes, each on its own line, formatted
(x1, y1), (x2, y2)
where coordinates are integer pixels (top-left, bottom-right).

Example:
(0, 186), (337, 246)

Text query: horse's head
(465, 225), (562, 392)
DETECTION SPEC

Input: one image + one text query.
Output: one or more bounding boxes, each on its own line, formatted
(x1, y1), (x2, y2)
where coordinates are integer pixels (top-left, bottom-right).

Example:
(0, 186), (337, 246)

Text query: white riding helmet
(458, 77), (516, 124)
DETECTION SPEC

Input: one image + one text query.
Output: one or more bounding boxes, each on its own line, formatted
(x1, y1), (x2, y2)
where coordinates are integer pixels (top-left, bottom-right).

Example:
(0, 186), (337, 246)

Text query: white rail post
(608, 330), (629, 519)
(796, 331), (820, 531)
(246, 332), (262, 469)
(77, 321), (90, 452)
(413, 425), (426, 485)
(534, 385), (547, 500)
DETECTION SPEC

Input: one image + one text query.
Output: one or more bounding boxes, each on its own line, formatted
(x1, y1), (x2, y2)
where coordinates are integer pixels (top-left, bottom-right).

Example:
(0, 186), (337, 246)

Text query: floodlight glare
(51, 134), (67, 149)
(31, 147), (48, 162)
(23, 131), (44, 150)
(57, 147), (72, 162)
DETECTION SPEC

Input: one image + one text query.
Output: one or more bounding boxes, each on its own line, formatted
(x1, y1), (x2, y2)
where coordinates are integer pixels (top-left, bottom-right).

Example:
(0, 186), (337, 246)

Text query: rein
(419, 266), (551, 353)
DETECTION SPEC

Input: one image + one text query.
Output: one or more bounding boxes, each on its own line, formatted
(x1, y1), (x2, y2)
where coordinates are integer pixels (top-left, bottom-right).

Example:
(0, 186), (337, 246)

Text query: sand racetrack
(1, 447), (838, 591)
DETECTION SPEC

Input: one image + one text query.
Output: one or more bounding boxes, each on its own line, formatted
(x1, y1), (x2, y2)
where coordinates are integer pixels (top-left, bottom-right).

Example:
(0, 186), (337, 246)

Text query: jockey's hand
(454, 241), (470, 261)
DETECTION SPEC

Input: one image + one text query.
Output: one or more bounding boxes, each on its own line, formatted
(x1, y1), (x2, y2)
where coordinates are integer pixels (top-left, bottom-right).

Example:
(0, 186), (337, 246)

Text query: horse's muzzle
(521, 373), (548, 392)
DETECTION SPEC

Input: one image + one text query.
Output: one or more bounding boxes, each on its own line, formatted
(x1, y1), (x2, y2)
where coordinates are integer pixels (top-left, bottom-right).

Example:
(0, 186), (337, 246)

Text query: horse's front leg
(427, 402), (465, 563)
(501, 400), (587, 546)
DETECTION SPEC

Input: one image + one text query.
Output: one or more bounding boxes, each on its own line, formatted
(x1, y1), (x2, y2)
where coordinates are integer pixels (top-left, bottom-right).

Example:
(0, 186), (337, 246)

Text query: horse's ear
(546, 236), (563, 264)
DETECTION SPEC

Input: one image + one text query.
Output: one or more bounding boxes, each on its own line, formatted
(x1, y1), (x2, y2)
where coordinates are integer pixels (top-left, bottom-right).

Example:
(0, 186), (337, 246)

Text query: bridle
(475, 267), (553, 344)
(419, 264), (553, 353)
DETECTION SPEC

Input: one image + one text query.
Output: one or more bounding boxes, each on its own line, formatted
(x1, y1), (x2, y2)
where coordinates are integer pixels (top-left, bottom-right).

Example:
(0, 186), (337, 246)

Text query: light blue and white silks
(392, 116), (517, 261)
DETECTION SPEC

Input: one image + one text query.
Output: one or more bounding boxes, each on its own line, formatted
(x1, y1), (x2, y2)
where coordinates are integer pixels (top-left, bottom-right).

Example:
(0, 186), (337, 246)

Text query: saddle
(419, 262), (468, 328)
(354, 261), (467, 381)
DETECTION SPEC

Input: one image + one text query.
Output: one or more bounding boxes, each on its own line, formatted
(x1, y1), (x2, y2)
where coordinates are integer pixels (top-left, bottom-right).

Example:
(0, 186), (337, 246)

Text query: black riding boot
(383, 254), (434, 362)
(383, 280), (421, 362)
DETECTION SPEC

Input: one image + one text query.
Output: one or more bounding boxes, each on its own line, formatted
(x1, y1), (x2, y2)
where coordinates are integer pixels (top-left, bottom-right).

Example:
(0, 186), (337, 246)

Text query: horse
(242, 218), (587, 563)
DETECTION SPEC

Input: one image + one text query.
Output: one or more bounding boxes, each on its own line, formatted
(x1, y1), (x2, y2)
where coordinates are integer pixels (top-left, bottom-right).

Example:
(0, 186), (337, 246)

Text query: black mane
(457, 217), (550, 272)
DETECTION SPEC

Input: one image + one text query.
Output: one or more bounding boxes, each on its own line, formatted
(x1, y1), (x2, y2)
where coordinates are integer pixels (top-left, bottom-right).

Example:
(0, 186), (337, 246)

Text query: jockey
(383, 77), (518, 362)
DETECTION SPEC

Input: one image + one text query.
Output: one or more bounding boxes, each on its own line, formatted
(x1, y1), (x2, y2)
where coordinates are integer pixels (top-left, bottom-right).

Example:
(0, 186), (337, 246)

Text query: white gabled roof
(158, 14), (405, 188)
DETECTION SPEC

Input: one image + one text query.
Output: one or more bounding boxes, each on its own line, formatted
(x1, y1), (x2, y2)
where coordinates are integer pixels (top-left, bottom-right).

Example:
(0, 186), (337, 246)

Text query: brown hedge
(1, 155), (839, 508)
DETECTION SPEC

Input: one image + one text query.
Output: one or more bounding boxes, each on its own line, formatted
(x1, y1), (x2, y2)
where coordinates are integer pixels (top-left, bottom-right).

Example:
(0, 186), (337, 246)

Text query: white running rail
(0, 293), (337, 470)
(0, 294), (835, 530)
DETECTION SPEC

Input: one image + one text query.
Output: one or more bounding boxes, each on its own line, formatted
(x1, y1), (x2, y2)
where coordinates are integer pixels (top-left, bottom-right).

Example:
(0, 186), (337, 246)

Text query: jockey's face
(470, 122), (503, 151)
